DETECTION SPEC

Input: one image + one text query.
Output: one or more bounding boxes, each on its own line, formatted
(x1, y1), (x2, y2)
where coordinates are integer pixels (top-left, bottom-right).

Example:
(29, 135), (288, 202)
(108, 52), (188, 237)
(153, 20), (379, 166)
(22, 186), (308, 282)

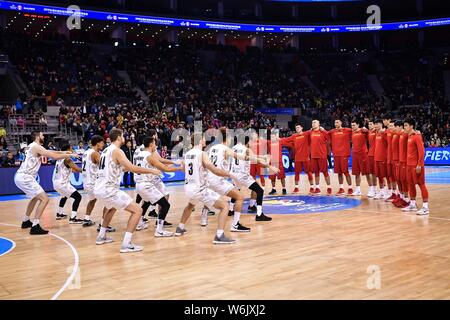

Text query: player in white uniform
(81, 135), (104, 227)
(135, 136), (184, 236)
(53, 143), (83, 224)
(175, 133), (236, 244)
(14, 131), (79, 235)
(231, 139), (277, 221)
(94, 129), (161, 253)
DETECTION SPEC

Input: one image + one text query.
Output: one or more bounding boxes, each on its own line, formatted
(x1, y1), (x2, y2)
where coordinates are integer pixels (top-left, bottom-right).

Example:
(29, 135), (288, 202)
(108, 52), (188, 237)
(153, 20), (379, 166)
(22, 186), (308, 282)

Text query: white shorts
(136, 182), (165, 205)
(154, 179), (169, 197)
(184, 185), (220, 209)
(54, 181), (76, 198)
(83, 184), (96, 202)
(207, 176), (235, 196)
(14, 172), (44, 198)
(231, 173), (256, 189)
(95, 189), (132, 210)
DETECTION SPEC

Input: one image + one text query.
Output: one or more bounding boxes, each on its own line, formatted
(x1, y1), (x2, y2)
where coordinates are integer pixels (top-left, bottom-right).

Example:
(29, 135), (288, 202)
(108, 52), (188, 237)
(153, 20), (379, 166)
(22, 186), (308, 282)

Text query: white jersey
(95, 144), (123, 191)
(207, 144), (229, 179)
(135, 150), (159, 184)
(184, 147), (206, 188)
(133, 144), (144, 165)
(231, 144), (250, 175)
(53, 159), (71, 186)
(17, 142), (41, 177)
(82, 148), (98, 188)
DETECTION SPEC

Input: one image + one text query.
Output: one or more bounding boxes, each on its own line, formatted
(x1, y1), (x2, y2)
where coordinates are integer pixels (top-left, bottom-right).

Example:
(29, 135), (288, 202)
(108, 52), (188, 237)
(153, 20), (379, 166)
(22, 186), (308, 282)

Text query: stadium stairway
(367, 74), (385, 97)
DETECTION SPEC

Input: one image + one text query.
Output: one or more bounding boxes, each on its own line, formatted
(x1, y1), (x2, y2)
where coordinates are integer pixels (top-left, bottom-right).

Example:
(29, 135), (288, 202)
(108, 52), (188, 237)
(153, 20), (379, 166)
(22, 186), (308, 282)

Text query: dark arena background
(0, 0), (450, 306)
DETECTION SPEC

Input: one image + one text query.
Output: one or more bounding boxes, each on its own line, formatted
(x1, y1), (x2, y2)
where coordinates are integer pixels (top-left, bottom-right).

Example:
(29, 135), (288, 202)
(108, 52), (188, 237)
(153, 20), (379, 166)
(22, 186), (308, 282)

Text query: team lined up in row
(249, 118), (429, 215)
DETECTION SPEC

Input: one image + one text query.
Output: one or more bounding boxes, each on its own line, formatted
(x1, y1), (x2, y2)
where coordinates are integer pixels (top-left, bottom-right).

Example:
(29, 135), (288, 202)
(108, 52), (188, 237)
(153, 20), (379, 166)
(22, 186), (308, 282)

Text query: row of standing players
(13, 128), (280, 252)
(250, 118), (429, 215)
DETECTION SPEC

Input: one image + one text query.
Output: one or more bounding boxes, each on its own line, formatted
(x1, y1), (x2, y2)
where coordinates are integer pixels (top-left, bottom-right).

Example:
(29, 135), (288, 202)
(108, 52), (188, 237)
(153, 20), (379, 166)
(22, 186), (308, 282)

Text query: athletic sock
(23, 216), (30, 222)
(99, 227), (107, 238)
(84, 215), (91, 221)
(256, 205), (262, 216)
(249, 199), (256, 207)
(356, 186), (361, 192)
(156, 219), (164, 233)
(233, 212), (241, 226)
(339, 184), (344, 189)
(229, 201), (235, 212)
(411, 200), (416, 206)
(32, 219), (39, 227)
(178, 223), (185, 230)
(122, 232), (133, 247)
(423, 202), (429, 209)
(70, 211), (77, 219)
(295, 184), (299, 188)
(216, 229), (224, 238)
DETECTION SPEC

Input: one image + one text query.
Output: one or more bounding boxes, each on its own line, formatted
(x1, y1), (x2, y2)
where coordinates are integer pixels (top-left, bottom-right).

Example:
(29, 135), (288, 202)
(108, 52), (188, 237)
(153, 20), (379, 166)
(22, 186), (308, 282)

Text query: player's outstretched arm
(148, 153), (183, 172)
(66, 159), (82, 173)
(35, 145), (79, 160)
(114, 149), (161, 175)
(202, 152), (230, 178)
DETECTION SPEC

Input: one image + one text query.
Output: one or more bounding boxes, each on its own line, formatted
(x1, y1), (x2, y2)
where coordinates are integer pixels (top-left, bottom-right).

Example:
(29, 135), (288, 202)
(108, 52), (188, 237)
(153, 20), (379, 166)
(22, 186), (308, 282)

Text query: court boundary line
(0, 222), (79, 300)
(0, 237), (16, 257)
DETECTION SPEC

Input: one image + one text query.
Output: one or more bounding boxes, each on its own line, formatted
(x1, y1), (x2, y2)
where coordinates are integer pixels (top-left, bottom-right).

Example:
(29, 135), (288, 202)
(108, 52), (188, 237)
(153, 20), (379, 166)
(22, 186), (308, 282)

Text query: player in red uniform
(396, 122), (411, 208)
(268, 131), (289, 195)
(350, 119), (372, 196)
(384, 118), (396, 200)
(284, 124), (314, 194)
(328, 119), (353, 196)
(310, 120), (332, 195)
(401, 118), (429, 215)
(373, 119), (388, 200)
(249, 131), (267, 188)
(387, 121), (400, 203)
(367, 121), (377, 197)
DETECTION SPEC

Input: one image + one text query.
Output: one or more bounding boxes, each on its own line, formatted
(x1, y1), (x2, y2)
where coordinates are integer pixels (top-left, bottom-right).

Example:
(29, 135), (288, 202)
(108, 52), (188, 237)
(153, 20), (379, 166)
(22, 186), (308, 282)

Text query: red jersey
(310, 129), (329, 159)
(399, 132), (408, 163)
(407, 132), (425, 166)
(269, 138), (290, 166)
(374, 131), (388, 162)
(351, 129), (368, 155)
(391, 132), (400, 161)
(328, 128), (352, 157)
(285, 131), (311, 161)
(386, 129), (394, 164)
(249, 139), (268, 157)
(368, 129), (377, 157)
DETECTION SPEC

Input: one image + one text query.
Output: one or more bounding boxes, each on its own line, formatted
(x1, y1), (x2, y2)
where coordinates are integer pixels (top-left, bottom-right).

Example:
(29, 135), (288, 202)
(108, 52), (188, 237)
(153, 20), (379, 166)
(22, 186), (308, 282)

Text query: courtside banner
(424, 147), (450, 165)
(0, 165), (185, 196)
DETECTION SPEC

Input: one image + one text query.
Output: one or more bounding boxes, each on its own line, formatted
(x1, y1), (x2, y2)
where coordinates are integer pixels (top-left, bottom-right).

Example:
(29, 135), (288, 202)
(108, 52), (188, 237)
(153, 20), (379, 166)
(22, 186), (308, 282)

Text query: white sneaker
(352, 190), (362, 196)
(367, 189), (375, 198)
(374, 192), (382, 200)
(402, 204), (418, 212)
(416, 208), (429, 216)
(154, 230), (174, 237)
(136, 221), (148, 231)
(96, 236), (114, 245)
(120, 243), (143, 253)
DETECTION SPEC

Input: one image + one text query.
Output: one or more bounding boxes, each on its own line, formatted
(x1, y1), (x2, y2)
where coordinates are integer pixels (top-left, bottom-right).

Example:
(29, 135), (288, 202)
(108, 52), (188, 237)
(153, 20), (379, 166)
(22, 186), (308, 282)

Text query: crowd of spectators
(1, 33), (449, 167)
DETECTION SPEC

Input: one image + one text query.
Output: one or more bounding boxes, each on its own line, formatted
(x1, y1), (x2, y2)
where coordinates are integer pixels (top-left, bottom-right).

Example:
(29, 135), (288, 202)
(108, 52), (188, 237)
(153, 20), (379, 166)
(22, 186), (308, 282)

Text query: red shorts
(250, 164), (262, 178)
(399, 162), (407, 182)
(375, 161), (387, 179)
(269, 165), (286, 180)
(310, 158), (328, 174)
(352, 153), (369, 176)
(333, 156), (349, 174)
(407, 165), (425, 185)
(368, 156), (375, 174)
(294, 160), (310, 174)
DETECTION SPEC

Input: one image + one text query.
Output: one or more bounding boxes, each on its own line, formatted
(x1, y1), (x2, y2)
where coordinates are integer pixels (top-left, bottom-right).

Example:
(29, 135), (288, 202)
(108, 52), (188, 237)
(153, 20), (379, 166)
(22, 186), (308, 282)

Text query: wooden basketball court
(1, 168), (450, 300)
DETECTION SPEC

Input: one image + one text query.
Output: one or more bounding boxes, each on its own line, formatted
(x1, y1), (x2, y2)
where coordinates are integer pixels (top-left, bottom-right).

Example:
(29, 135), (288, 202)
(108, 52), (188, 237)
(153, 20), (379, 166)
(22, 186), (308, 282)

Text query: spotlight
(114, 41), (119, 47)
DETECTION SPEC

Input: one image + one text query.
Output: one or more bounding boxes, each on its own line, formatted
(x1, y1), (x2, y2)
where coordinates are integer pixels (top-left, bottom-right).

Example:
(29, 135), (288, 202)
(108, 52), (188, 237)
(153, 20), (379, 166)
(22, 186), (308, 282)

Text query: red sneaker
(336, 188), (345, 196)
(393, 197), (403, 207)
(327, 188), (332, 195)
(347, 188), (354, 196)
(309, 187), (315, 194)
(314, 188), (321, 195)
(292, 187), (300, 194)
(400, 200), (410, 208)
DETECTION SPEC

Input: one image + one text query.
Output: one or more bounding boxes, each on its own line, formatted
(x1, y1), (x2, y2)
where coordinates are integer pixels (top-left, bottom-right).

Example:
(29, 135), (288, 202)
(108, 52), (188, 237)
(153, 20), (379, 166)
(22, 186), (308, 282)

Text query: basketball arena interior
(0, 0), (450, 306)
